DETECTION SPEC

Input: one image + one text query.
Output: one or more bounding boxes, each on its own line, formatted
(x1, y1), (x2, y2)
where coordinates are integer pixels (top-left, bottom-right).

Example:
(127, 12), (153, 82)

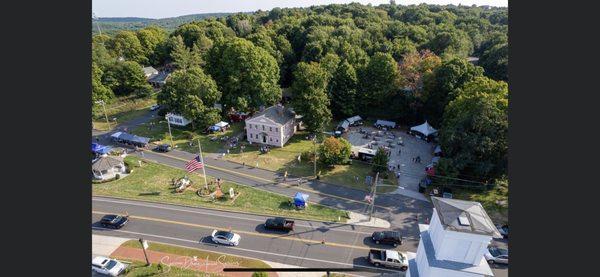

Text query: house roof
(246, 105), (295, 126)
(148, 71), (170, 83)
(346, 115), (362, 124)
(431, 197), (501, 237)
(92, 156), (124, 172)
(143, 66), (158, 76)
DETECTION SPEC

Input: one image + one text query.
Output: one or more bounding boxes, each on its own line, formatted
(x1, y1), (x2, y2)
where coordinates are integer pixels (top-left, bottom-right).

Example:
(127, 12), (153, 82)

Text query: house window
(270, 138), (272, 142)
(269, 127), (272, 132)
(262, 125), (265, 131)
(249, 134), (253, 139)
(276, 139), (279, 142)
(276, 128), (278, 132)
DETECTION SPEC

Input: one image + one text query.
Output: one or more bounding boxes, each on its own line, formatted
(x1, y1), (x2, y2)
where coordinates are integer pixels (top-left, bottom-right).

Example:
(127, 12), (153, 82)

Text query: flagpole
(198, 138), (208, 189)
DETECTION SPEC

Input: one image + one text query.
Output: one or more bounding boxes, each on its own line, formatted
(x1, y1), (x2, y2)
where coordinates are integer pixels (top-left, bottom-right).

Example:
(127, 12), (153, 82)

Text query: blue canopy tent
(111, 132), (150, 147)
(293, 192), (309, 208)
(92, 143), (112, 154)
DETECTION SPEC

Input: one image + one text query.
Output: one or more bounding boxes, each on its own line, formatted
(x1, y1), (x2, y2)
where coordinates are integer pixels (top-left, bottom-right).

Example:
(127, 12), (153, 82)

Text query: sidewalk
(92, 234), (129, 257)
(111, 246), (278, 277)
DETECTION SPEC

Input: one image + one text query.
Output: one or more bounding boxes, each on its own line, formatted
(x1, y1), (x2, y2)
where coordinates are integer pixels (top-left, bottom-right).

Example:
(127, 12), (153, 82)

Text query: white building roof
(431, 197), (501, 237)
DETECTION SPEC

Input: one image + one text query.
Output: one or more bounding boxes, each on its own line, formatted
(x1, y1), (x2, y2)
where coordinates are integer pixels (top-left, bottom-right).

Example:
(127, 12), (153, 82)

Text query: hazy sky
(92, 0), (508, 19)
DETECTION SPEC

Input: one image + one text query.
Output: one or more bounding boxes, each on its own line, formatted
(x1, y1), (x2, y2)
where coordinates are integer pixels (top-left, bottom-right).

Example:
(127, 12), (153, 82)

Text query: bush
(125, 167), (132, 174)
(252, 272), (268, 277)
(115, 174), (121, 180)
(182, 131), (195, 140)
(157, 108), (167, 117)
(301, 151), (314, 162)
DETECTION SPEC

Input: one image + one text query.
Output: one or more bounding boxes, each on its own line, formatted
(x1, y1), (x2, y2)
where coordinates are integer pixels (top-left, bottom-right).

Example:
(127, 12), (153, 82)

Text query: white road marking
(92, 228), (398, 274)
(93, 197), (376, 235)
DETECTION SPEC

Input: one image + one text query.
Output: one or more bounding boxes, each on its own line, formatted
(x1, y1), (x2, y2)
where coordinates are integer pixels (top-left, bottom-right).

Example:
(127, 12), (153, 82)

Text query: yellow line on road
(92, 210), (372, 251)
(140, 149), (391, 211)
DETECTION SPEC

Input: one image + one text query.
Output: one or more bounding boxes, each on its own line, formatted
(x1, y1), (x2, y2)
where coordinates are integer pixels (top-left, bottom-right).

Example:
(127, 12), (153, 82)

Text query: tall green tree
(206, 38), (281, 111)
(92, 62), (113, 103)
(102, 61), (153, 97)
(328, 60), (357, 118)
(169, 35), (202, 70)
(107, 31), (148, 64)
(357, 52), (400, 109)
(158, 67), (222, 130)
(136, 26), (168, 66)
(479, 42), (508, 81)
(439, 77), (508, 180)
(372, 147), (389, 174)
(291, 62), (332, 133)
(422, 57), (484, 126)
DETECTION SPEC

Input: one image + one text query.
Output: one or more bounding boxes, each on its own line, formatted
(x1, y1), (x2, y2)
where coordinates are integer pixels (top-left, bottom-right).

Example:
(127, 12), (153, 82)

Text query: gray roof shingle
(246, 105), (295, 126)
(431, 197), (501, 237)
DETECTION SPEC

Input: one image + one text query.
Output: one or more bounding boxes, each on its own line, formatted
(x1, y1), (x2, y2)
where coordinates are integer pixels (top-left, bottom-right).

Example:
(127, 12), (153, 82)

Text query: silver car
(484, 247), (508, 264)
(211, 230), (240, 246)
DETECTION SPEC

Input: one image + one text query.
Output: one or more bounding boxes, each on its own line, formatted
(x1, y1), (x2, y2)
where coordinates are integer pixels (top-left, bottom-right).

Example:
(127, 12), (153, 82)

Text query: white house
(166, 113), (191, 127)
(92, 156), (126, 180)
(406, 197), (501, 277)
(245, 104), (297, 147)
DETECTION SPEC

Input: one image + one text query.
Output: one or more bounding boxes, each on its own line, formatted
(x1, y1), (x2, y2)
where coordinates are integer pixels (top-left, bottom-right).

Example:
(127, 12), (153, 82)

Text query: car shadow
(253, 224), (292, 235)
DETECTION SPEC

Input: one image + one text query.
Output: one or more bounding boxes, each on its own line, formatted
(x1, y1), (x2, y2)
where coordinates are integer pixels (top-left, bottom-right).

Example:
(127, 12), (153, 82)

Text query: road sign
(142, 240), (149, 250)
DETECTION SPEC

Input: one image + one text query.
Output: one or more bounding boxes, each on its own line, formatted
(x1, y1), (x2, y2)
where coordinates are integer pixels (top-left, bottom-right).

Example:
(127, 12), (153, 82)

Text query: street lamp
(165, 115), (174, 148)
(95, 100), (110, 130)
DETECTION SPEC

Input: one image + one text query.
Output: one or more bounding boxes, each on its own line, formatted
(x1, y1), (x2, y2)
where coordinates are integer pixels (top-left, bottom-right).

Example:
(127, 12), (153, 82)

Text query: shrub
(182, 131), (195, 140)
(115, 174), (121, 180)
(252, 272), (268, 277)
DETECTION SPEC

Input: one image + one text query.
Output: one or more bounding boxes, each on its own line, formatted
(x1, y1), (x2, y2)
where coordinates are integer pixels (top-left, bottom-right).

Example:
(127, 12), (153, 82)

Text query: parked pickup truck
(264, 217), (294, 232)
(368, 249), (408, 271)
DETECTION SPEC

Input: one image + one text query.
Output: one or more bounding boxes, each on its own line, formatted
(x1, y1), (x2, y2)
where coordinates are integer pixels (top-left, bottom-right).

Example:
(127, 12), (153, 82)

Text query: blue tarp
(293, 192), (309, 207)
(209, 126), (221, 131)
(92, 143), (112, 154)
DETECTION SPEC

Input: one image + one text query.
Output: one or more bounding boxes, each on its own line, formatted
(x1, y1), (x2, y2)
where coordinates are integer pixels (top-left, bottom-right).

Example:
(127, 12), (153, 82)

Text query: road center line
(92, 210), (374, 251)
(93, 197), (374, 235)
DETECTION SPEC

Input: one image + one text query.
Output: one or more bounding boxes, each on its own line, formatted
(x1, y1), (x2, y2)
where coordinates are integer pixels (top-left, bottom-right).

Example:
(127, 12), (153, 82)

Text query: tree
(158, 67), (222, 130)
(398, 50), (442, 91)
(479, 42), (508, 81)
(206, 38), (281, 111)
(169, 36), (202, 70)
(102, 61), (153, 97)
(422, 57), (484, 126)
(357, 52), (400, 109)
(319, 137), (351, 166)
(107, 31), (148, 64)
(426, 27), (473, 58)
(328, 60), (357, 118)
(439, 77), (508, 180)
(92, 62), (113, 103)
(372, 147), (389, 173)
(291, 62), (332, 133)
(136, 26), (168, 66)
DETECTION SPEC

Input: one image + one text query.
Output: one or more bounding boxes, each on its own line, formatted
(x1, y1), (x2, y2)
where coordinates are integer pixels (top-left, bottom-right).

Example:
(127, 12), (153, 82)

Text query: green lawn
(452, 182), (508, 224)
(225, 132), (398, 193)
(131, 120), (244, 154)
(120, 240), (270, 269)
(93, 95), (157, 131)
(93, 156), (348, 222)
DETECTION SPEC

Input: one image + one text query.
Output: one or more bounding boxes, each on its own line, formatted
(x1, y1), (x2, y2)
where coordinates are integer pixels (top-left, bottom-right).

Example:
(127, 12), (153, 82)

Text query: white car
(484, 247), (509, 265)
(92, 256), (126, 276)
(149, 104), (160, 111)
(211, 230), (241, 246)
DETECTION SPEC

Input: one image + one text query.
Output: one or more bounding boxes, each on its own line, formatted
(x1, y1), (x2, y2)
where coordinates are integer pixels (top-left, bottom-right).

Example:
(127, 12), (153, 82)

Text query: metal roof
(431, 197), (501, 237)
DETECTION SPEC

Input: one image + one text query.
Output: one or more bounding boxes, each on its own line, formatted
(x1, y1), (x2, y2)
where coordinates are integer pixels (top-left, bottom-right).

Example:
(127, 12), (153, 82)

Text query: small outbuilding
(92, 156), (126, 180)
(148, 71), (170, 88)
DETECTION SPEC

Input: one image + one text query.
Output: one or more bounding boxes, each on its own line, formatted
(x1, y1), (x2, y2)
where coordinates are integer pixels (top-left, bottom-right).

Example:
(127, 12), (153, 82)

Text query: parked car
(155, 144), (172, 152)
(264, 217), (295, 232)
(372, 231), (402, 246)
(368, 249), (408, 271)
(92, 256), (127, 276)
(485, 246), (509, 264)
(149, 104), (160, 111)
(211, 230), (240, 246)
(100, 214), (129, 229)
(496, 224), (509, 239)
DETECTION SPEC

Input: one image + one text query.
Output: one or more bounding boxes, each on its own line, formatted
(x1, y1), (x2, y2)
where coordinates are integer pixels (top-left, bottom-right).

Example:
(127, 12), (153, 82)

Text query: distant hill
(92, 13), (233, 35)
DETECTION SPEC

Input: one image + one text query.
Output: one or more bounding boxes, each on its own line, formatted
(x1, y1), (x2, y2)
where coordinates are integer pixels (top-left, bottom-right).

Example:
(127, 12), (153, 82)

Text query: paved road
(92, 197), (406, 276)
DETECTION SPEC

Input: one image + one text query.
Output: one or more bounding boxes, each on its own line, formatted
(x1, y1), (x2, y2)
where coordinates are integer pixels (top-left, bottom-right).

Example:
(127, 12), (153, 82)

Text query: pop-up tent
(209, 121), (230, 132)
(375, 120), (396, 129)
(293, 192), (309, 208)
(410, 121), (438, 137)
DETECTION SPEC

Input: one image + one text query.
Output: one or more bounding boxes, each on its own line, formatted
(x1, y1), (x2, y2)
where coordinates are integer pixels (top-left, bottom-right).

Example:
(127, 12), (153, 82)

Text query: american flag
(185, 156), (204, 172)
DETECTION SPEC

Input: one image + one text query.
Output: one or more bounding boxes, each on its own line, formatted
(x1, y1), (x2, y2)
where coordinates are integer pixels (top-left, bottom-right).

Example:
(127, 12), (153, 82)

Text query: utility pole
(165, 115), (174, 148)
(368, 171), (379, 221)
(313, 136), (317, 178)
(96, 100), (110, 130)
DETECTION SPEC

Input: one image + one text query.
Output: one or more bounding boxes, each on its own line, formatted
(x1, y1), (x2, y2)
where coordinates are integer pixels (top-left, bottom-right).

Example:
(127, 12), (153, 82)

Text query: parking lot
(345, 126), (435, 193)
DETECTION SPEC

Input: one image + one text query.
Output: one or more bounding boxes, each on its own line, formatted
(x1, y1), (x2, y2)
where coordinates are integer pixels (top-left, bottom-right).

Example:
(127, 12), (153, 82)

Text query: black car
(372, 231), (402, 246)
(100, 215), (129, 229)
(155, 144), (172, 152)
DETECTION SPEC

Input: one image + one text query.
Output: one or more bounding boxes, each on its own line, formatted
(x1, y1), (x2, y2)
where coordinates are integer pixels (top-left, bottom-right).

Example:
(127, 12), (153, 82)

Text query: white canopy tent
(410, 121), (438, 137)
(214, 121), (229, 128)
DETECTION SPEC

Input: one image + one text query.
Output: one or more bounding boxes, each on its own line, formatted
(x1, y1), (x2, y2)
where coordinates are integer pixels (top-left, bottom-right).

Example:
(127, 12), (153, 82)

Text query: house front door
(263, 135), (267, 143)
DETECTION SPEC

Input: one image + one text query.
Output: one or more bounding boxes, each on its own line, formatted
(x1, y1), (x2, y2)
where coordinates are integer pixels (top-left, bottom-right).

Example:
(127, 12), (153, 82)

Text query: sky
(92, 0), (508, 19)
